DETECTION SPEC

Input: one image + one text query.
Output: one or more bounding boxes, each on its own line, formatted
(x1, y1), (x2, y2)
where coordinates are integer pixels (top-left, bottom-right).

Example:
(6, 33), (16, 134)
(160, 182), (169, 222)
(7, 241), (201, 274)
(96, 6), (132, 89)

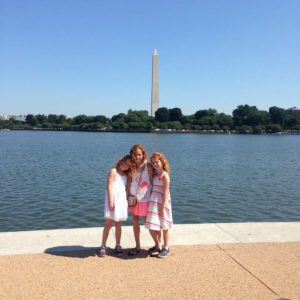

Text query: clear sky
(1, 0), (299, 117)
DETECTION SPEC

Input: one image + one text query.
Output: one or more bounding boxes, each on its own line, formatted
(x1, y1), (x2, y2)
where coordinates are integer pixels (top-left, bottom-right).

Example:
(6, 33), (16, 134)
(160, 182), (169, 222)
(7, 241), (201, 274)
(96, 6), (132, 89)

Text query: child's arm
(160, 173), (170, 214)
(107, 168), (116, 211)
(126, 174), (132, 198)
(147, 162), (154, 185)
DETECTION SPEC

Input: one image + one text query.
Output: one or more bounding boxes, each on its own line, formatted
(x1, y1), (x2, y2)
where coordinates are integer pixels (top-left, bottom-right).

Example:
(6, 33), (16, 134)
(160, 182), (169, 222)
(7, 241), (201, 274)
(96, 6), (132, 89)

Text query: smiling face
(133, 148), (144, 165)
(150, 152), (170, 175)
(151, 157), (163, 173)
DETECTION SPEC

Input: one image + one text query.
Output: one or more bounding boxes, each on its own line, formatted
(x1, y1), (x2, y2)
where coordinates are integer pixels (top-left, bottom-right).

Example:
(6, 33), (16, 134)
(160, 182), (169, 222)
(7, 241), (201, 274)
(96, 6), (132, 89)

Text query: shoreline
(1, 128), (300, 135)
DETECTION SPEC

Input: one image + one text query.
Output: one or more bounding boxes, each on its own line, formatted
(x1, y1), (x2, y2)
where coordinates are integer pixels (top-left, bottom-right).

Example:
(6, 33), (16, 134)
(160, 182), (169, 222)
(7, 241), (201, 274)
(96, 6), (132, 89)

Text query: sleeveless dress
(104, 172), (128, 222)
(145, 171), (173, 230)
(129, 163), (152, 217)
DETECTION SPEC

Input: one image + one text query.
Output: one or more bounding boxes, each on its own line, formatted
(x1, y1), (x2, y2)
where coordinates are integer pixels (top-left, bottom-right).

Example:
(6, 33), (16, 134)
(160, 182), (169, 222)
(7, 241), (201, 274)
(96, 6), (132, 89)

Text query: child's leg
(149, 229), (160, 248)
(115, 221), (122, 246)
(162, 229), (169, 249)
(101, 219), (113, 246)
(158, 229), (162, 246)
(133, 215), (141, 249)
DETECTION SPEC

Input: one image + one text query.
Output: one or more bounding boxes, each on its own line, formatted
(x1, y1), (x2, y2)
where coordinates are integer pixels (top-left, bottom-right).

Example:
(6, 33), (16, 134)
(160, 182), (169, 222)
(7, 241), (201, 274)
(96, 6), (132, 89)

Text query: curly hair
(151, 152), (170, 175)
(115, 154), (131, 175)
(130, 144), (147, 175)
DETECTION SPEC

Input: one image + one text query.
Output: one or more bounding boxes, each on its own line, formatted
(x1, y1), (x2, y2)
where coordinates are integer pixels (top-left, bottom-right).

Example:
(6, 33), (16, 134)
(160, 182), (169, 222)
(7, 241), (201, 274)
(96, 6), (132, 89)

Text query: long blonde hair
(151, 152), (170, 175)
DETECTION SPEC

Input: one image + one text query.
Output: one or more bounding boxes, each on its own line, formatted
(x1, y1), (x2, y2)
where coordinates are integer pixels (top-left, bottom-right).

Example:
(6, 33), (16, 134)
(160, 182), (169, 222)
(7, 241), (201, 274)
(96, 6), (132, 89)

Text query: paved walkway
(0, 222), (300, 299)
(1, 222), (300, 255)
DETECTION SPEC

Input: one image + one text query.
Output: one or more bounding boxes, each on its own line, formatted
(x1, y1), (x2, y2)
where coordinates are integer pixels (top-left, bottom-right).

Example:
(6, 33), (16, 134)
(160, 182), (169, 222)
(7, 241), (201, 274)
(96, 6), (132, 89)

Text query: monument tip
(153, 48), (158, 55)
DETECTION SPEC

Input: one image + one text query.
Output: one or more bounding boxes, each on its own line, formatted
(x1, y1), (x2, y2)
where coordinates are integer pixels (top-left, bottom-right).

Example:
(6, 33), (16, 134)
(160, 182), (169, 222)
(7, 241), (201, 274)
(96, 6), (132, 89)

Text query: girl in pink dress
(145, 152), (173, 258)
(127, 144), (153, 256)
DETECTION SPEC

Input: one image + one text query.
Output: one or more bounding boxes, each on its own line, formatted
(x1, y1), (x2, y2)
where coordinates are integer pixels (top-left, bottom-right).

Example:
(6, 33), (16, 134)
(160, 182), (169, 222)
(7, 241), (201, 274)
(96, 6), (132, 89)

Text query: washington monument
(151, 48), (159, 116)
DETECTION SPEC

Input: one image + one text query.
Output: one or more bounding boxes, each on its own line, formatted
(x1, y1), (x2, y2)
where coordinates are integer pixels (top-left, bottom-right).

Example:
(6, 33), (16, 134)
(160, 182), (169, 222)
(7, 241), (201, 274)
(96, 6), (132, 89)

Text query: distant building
(11, 115), (26, 122)
(0, 114), (27, 121)
(287, 107), (300, 116)
(0, 115), (10, 120)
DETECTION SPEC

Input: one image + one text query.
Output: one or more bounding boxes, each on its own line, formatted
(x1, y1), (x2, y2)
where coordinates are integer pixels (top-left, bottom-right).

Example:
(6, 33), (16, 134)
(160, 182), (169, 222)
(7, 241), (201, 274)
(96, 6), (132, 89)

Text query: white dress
(104, 172), (128, 221)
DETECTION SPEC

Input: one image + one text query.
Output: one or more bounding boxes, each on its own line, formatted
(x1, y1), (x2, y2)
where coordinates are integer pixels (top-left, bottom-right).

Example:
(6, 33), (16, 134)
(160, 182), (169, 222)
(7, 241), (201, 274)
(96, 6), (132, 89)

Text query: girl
(145, 152), (173, 258)
(127, 144), (153, 256)
(99, 155), (132, 257)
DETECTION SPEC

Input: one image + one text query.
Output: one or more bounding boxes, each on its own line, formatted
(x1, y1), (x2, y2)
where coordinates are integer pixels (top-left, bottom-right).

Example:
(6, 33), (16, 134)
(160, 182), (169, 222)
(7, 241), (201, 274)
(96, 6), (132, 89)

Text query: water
(0, 131), (299, 232)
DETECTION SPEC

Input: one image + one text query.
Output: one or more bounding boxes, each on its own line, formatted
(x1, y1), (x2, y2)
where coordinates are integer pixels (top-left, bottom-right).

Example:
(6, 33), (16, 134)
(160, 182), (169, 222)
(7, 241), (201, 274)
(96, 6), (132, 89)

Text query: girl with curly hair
(127, 144), (153, 256)
(145, 152), (173, 258)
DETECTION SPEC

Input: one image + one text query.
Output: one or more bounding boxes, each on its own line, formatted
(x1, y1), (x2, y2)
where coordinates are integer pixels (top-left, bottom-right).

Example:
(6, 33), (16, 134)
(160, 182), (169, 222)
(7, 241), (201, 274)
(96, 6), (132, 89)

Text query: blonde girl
(99, 155), (132, 257)
(127, 144), (153, 256)
(145, 152), (173, 258)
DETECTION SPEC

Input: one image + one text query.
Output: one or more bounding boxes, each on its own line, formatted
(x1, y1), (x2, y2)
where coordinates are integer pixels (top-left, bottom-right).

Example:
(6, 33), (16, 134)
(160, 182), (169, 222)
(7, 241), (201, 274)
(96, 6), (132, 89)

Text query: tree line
(1, 105), (300, 133)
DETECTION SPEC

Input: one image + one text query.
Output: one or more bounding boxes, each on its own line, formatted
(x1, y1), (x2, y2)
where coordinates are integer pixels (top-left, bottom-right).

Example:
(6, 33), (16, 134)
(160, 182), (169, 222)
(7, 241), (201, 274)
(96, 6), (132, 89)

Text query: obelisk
(151, 48), (159, 117)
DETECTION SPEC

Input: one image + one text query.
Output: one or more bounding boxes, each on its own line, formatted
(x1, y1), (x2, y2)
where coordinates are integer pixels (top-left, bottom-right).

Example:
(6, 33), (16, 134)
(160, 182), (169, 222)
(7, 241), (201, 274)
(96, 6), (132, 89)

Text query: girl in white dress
(99, 155), (132, 257)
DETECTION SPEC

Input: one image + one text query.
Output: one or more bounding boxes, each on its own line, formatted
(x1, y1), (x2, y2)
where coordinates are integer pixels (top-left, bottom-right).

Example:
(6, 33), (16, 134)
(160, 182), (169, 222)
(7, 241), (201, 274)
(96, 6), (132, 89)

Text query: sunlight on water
(0, 131), (300, 231)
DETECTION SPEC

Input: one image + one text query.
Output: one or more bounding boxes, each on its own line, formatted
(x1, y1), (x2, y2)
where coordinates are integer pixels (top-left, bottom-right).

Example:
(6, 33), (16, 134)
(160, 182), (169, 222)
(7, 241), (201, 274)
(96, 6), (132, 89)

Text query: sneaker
(99, 246), (106, 257)
(114, 245), (123, 256)
(148, 246), (161, 256)
(158, 247), (169, 258)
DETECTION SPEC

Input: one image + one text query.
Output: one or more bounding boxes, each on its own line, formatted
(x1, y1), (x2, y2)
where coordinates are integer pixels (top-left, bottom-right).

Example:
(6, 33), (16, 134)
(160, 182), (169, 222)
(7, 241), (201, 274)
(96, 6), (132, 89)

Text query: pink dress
(145, 171), (173, 230)
(129, 163), (152, 217)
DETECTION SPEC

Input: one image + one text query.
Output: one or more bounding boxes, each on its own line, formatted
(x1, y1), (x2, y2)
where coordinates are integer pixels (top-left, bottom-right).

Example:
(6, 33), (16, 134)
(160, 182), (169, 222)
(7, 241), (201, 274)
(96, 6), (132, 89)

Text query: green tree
(92, 115), (109, 124)
(126, 110), (146, 122)
(158, 122), (168, 129)
(284, 114), (299, 129)
(36, 114), (47, 125)
(169, 107), (183, 121)
(216, 113), (233, 128)
(233, 105), (258, 126)
(266, 124), (282, 133)
(127, 110), (148, 120)
(155, 107), (169, 122)
(73, 115), (90, 125)
(269, 107), (287, 125)
(26, 114), (37, 126)
(180, 115), (194, 125)
(167, 121), (182, 130)
(48, 114), (58, 124)
(111, 113), (126, 123)
(57, 115), (67, 124)
(125, 110), (148, 129)
(246, 110), (270, 126)
(253, 125), (266, 134)
(198, 115), (217, 127)
(195, 108), (217, 119)
(146, 121), (154, 131)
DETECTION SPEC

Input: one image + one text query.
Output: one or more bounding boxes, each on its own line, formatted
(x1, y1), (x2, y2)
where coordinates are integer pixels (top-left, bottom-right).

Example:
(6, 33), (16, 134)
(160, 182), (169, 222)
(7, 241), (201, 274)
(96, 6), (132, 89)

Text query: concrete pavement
(1, 222), (300, 255)
(1, 222), (300, 299)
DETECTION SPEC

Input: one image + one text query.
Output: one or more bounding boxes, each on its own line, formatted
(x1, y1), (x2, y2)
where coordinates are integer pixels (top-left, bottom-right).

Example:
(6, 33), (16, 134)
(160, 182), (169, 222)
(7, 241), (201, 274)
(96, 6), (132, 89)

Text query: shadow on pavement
(44, 246), (98, 258)
(44, 246), (150, 259)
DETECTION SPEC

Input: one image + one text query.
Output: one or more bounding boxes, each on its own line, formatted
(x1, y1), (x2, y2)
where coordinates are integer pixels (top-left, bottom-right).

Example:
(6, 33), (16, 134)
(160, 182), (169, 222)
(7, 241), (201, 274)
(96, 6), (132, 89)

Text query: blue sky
(1, 0), (299, 117)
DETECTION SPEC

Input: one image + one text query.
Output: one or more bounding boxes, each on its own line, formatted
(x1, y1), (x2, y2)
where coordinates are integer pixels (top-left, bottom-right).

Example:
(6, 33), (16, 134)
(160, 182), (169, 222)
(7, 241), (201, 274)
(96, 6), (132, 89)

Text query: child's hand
(159, 205), (164, 216)
(109, 202), (115, 211)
